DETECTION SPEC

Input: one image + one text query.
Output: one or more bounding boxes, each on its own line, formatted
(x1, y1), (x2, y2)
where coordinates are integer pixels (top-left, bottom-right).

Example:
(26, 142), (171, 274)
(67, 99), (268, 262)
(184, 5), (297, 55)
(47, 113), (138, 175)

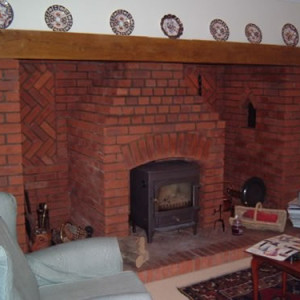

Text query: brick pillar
(0, 59), (26, 250)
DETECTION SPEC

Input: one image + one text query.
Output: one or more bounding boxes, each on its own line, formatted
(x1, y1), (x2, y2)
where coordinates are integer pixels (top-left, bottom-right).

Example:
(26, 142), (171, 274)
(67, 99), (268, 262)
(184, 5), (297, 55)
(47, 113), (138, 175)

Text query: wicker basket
(229, 202), (287, 232)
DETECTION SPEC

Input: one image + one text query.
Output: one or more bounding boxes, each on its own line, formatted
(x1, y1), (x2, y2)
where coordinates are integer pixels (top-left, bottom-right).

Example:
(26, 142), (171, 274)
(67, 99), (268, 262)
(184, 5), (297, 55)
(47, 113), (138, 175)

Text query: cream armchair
(0, 192), (152, 300)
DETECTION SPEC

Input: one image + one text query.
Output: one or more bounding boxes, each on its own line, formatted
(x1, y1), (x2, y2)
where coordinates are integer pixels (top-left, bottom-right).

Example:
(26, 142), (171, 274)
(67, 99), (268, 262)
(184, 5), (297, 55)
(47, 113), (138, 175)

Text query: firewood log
(121, 250), (149, 268)
(118, 236), (149, 268)
(118, 236), (147, 254)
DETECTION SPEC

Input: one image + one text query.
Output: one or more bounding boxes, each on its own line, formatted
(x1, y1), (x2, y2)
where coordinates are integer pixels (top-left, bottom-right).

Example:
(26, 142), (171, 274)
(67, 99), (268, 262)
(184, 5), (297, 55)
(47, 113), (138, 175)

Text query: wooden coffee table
(251, 254), (300, 300)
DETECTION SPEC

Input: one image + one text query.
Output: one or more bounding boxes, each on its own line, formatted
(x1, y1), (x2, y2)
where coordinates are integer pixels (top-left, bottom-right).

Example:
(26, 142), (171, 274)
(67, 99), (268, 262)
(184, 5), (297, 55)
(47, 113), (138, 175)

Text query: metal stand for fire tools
(214, 204), (225, 232)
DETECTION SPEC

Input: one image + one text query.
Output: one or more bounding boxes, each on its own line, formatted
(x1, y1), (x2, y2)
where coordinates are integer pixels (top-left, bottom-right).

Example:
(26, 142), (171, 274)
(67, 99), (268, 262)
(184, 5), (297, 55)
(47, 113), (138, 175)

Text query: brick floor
(123, 222), (300, 283)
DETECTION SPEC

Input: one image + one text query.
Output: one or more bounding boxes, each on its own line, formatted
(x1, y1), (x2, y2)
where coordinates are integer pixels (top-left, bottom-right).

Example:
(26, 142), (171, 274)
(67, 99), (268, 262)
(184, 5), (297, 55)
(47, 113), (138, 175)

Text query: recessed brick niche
(2, 59), (300, 250)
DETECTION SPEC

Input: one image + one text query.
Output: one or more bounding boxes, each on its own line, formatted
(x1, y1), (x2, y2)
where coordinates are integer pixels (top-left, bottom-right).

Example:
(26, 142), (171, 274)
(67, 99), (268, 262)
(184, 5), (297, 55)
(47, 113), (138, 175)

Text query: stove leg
(193, 224), (197, 235)
(146, 230), (153, 243)
(132, 222), (136, 233)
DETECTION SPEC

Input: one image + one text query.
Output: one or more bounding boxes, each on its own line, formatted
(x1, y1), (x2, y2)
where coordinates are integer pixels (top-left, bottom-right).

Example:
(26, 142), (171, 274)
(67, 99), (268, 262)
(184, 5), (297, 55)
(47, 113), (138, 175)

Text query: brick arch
(121, 132), (211, 169)
(117, 131), (224, 234)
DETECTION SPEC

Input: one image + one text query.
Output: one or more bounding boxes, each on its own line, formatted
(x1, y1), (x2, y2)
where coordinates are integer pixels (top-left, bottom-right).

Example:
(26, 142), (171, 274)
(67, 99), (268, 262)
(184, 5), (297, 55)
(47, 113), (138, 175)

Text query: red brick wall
(4, 59), (300, 247)
(217, 65), (300, 208)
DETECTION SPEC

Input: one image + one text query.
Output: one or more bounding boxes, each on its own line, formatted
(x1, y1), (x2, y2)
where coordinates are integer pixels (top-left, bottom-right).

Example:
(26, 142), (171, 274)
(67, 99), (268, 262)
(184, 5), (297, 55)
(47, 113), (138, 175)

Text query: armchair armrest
(26, 237), (123, 287)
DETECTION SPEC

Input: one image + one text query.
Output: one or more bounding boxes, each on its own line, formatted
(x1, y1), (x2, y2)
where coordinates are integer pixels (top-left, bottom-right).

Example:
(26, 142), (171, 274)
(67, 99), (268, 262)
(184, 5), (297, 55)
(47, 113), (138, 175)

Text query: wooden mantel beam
(1, 29), (300, 65)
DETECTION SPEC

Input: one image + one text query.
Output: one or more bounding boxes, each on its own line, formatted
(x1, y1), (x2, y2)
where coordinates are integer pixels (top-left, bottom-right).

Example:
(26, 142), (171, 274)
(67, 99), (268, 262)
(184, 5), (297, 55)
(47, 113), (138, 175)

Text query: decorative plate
(160, 14), (184, 39)
(282, 23), (299, 46)
(45, 5), (73, 32)
(210, 19), (230, 41)
(245, 23), (262, 44)
(110, 9), (135, 35)
(0, 0), (14, 29)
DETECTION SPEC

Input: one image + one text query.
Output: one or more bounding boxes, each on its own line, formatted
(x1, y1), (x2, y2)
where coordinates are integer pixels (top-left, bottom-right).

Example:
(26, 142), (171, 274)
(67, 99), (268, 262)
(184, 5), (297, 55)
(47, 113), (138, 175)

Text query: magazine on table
(246, 234), (300, 261)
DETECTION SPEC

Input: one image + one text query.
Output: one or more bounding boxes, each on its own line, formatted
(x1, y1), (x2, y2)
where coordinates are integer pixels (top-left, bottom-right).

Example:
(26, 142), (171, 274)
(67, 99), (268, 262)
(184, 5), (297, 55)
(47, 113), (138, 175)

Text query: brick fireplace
(2, 58), (300, 250)
(20, 61), (226, 237)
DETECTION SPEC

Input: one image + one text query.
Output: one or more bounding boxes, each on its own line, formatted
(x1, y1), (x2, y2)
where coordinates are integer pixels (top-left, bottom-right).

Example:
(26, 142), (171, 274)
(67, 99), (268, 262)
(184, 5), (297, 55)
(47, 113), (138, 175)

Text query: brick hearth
(126, 223), (299, 283)
(1, 59), (300, 251)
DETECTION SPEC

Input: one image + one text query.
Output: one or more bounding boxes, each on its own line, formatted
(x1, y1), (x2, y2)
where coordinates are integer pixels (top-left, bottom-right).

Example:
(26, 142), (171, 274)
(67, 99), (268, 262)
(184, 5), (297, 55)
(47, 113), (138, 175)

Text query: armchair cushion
(0, 217), (40, 300)
(0, 247), (10, 299)
(26, 237), (123, 287)
(0, 192), (17, 241)
(39, 271), (152, 300)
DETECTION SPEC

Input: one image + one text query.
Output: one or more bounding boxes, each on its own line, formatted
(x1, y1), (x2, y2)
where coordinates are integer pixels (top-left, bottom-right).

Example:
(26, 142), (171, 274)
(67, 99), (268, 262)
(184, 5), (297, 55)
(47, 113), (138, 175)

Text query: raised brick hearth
(2, 59), (300, 251)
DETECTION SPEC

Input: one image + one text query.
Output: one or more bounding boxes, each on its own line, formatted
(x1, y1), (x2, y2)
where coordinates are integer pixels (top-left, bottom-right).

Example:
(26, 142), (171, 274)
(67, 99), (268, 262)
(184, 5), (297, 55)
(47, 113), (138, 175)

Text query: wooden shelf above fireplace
(1, 29), (300, 66)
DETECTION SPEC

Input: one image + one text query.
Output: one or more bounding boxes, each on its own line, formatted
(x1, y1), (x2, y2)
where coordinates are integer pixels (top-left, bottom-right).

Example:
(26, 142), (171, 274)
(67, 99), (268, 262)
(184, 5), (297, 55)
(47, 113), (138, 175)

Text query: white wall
(8, 0), (300, 46)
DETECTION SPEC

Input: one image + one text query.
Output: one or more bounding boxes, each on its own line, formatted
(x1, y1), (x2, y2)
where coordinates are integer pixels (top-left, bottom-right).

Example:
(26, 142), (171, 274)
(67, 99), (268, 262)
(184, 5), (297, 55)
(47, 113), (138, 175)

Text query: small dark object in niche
(248, 102), (256, 128)
(198, 74), (202, 96)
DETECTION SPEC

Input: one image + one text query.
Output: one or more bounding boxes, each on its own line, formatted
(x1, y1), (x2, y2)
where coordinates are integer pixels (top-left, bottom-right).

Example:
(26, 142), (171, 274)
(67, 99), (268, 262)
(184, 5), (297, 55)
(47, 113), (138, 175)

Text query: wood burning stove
(130, 160), (200, 243)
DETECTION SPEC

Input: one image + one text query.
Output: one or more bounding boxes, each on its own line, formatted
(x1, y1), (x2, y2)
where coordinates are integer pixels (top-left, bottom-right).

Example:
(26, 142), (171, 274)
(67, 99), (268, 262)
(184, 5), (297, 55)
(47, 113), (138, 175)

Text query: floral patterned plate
(210, 19), (229, 41)
(0, 0), (13, 29)
(282, 23), (299, 46)
(110, 9), (135, 35)
(45, 5), (73, 32)
(160, 14), (184, 39)
(245, 23), (262, 44)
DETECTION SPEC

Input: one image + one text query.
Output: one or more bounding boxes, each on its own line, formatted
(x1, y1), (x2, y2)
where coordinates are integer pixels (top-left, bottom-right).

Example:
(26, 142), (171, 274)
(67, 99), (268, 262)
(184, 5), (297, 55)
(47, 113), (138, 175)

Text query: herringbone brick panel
(20, 64), (57, 166)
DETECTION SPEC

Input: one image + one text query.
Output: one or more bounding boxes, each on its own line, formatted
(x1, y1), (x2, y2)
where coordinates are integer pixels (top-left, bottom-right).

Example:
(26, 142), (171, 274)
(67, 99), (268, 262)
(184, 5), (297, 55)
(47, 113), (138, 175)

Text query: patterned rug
(178, 263), (300, 300)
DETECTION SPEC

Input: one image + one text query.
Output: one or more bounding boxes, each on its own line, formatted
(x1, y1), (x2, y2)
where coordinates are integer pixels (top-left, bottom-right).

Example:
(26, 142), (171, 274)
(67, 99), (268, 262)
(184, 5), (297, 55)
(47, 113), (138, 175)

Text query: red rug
(178, 263), (300, 299)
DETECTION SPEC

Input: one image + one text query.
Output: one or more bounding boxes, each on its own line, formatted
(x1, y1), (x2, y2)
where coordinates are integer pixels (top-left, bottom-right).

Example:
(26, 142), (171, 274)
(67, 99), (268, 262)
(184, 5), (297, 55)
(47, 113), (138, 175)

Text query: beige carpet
(145, 257), (251, 300)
